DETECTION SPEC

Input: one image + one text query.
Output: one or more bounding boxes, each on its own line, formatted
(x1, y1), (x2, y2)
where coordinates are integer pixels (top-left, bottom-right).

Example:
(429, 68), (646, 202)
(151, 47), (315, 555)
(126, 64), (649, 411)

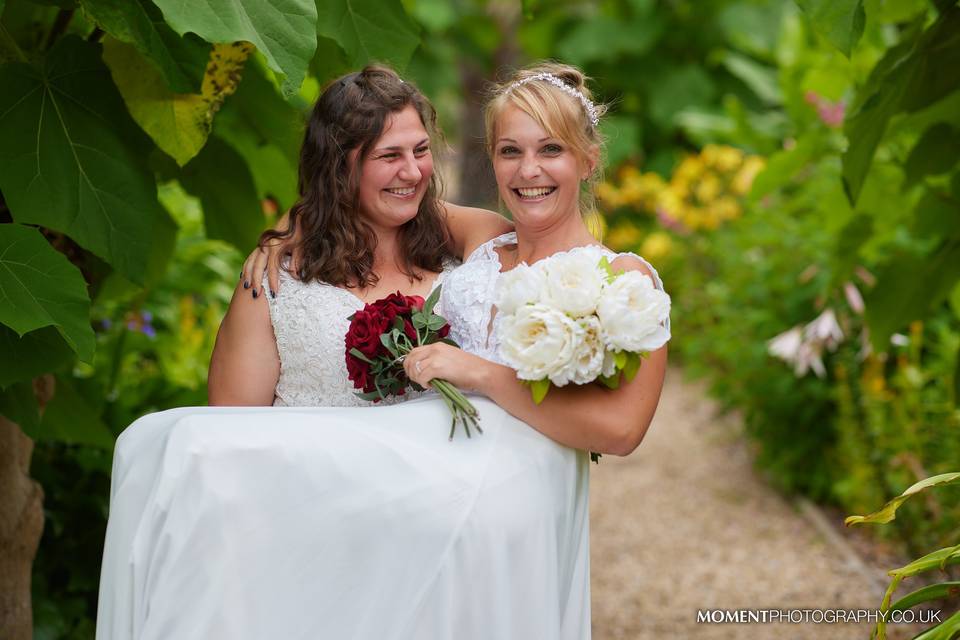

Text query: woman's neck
(510, 213), (598, 266)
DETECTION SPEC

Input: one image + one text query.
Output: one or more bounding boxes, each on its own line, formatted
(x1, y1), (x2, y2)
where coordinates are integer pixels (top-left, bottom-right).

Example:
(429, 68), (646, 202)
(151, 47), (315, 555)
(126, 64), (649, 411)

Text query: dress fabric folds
(95, 397), (591, 640)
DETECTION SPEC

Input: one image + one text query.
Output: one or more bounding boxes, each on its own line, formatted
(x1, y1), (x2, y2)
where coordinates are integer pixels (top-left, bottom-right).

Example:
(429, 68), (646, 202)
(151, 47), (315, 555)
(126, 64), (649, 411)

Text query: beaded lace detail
(265, 260), (457, 407)
(440, 232), (670, 365)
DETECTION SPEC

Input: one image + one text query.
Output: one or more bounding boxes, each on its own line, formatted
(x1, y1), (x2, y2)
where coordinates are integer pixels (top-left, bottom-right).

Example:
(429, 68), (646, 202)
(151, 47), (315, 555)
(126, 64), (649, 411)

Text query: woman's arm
(402, 256), (668, 456)
(208, 279), (282, 405)
(441, 201), (513, 260)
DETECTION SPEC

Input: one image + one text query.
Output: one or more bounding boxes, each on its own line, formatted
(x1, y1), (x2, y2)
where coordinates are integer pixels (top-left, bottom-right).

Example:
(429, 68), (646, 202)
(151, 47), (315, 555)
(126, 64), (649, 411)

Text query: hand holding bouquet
(344, 286), (481, 439)
(496, 246), (671, 403)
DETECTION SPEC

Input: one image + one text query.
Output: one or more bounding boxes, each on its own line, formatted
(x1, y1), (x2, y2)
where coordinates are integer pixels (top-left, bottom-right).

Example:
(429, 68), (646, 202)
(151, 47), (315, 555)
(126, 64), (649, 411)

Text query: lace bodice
(440, 232), (670, 364)
(265, 260), (458, 407)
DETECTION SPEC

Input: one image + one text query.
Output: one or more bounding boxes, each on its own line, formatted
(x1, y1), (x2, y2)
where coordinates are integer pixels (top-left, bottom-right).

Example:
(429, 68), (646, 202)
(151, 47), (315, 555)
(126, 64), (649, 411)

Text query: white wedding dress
(96, 234), (667, 640)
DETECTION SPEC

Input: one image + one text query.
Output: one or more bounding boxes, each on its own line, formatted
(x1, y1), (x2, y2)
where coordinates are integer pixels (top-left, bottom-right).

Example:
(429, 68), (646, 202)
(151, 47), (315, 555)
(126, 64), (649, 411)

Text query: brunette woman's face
(491, 104), (590, 231)
(356, 105), (433, 232)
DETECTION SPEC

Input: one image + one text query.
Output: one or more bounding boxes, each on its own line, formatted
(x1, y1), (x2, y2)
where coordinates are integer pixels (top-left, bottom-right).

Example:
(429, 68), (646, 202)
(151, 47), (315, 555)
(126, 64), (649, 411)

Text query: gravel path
(588, 366), (932, 639)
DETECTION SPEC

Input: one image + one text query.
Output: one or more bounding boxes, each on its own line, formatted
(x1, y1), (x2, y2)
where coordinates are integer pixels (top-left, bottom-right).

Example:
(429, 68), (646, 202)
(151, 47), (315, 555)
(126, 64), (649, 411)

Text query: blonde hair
(484, 61), (608, 236)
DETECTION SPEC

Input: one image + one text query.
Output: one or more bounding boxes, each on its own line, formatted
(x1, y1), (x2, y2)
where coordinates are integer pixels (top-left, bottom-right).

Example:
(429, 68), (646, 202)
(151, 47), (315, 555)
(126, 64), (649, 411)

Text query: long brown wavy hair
(261, 65), (450, 288)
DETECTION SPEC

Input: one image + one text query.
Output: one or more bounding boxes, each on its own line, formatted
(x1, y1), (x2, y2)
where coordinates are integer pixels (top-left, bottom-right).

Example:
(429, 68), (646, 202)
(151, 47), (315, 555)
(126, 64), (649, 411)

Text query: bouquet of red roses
(345, 286), (481, 439)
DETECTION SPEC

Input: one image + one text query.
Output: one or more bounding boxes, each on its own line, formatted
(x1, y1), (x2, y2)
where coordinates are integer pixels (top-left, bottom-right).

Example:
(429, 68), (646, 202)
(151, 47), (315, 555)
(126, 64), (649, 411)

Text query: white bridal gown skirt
(95, 396), (591, 640)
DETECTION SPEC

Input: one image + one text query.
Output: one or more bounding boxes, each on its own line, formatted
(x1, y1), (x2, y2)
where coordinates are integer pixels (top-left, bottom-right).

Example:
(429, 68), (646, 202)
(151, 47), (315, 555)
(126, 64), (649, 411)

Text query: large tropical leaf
(794, 0), (865, 58)
(316, 0), (420, 70)
(103, 37), (254, 166)
(0, 35), (167, 284)
(0, 224), (94, 361)
(863, 239), (960, 352)
(80, 0), (210, 93)
(37, 374), (114, 448)
(213, 58), (303, 210)
(150, 0), (317, 97)
(0, 325), (75, 388)
(179, 136), (264, 252)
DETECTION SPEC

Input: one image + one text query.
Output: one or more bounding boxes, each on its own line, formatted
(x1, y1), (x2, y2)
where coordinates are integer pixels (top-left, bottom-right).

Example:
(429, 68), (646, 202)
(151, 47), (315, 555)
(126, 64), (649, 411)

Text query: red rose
(345, 351), (374, 392)
(437, 322), (450, 339)
(370, 292), (421, 325)
(346, 307), (388, 358)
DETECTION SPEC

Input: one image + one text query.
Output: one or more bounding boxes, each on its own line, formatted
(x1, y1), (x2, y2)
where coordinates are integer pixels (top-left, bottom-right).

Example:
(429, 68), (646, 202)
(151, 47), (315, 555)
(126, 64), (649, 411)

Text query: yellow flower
(710, 196), (741, 221)
(694, 173), (722, 203)
(597, 181), (624, 209)
(674, 156), (705, 183)
(702, 144), (744, 173)
(640, 231), (673, 260)
(731, 156), (766, 196)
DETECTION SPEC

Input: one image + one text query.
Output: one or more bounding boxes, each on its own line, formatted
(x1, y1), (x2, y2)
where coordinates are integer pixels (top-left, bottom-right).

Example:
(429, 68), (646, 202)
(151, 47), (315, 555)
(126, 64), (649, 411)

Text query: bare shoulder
(441, 201), (514, 259)
(609, 252), (656, 280)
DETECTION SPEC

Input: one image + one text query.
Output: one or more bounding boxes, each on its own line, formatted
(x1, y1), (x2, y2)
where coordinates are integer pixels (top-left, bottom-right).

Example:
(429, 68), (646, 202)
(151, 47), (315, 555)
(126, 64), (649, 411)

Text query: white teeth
(385, 187), (416, 195)
(516, 187), (555, 198)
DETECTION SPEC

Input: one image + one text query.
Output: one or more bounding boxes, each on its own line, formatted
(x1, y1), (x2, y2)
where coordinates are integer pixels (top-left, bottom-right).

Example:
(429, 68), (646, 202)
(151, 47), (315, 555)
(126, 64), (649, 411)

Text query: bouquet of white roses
(496, 246), (671, 405)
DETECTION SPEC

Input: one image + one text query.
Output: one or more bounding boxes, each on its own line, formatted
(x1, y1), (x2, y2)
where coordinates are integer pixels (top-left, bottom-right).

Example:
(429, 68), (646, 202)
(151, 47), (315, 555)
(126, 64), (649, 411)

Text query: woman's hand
(403, 343), (499, 394)
(239, 211), (301, 299)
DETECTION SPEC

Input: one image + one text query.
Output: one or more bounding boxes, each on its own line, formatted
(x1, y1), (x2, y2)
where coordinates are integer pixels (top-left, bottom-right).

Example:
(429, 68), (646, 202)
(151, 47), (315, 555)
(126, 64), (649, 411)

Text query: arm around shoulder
(207, 279), (281, 406)
(441, 201), (514, 260)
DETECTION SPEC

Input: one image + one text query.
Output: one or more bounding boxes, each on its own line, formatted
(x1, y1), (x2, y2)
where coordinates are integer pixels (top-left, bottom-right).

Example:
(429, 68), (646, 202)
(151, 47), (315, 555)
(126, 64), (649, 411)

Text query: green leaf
(38, 374), (113, 449)
(412, 313), (428, 329)
(355, 389), (383, 401)
(888, 544), (960, 579)
(0, 325), (75, 388)
(316, 0), (420, 70)
(889, 581), (960, 613)
(426, 316), (446, 331)
(864, 240), (960, 352)
(795, 0), (865, 57)
(600, 115), (641, 171)
(614, 351), (628, 369)
(843, 8), (960, 204)
(717, 51), (781, 105)
(598, 373), (621, 389)
(0, 380), (40, 436)
(529, 378), (550, 404)
(80, 0), (210, 93)
(178, 136), (264, 252)
(103, 37), (254, 167)
(379, 333), (399, 358)
(622, 351), (642, 382)
(151, 0), (317, 97)
(0, 36), (168, 284)
(648, 65), (716, 131)
(904, 123), (960, 187)
(556, 14), (662, 65)
(348, 347), (374, 364)
(212, 59), (302, 211)
(845, 472), (960, 526)
(910, 609), (960, 640)
(0, 224), (94, 361)
(423, 284), (441, 316)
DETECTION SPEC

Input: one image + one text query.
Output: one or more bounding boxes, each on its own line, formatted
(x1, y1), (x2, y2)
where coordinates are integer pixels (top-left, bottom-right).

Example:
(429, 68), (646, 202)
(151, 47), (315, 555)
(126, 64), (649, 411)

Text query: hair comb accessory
(503, 72), (600, 126)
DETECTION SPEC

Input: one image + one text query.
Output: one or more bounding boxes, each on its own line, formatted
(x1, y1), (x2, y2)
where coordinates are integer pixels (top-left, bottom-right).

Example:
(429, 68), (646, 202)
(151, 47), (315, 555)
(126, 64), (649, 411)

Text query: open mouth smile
(513, 186), (557, 201)
(383, 186), (418, 199)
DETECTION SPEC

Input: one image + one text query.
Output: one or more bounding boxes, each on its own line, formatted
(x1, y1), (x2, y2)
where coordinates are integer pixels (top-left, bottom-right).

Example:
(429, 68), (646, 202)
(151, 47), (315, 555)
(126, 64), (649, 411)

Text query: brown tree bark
(0, 376), (52, 640)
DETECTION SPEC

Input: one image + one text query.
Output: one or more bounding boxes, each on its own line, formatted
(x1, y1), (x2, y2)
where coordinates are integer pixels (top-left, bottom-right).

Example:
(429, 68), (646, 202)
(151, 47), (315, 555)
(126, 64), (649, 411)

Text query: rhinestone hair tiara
(503, 72), (600, 127)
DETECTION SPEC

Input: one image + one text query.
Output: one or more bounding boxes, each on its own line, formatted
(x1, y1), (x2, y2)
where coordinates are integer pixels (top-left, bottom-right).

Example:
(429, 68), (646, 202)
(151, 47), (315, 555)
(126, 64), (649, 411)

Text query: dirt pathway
(589, 366), (932, 639)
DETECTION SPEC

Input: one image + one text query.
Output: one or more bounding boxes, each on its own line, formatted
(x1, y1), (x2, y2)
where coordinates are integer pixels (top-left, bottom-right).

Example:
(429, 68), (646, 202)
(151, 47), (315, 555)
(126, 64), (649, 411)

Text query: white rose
(498, 304), (582, 381)
(551, 315), (607, 386)
(597, 270), (672, 352)
(540, 247), (607, 318)
(495, 261), (546, 315)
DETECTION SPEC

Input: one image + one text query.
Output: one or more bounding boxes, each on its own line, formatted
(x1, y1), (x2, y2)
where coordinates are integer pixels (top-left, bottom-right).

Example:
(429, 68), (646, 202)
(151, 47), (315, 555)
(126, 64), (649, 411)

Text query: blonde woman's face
(491, 104), (588, 230)
(357, 105), (433, 232)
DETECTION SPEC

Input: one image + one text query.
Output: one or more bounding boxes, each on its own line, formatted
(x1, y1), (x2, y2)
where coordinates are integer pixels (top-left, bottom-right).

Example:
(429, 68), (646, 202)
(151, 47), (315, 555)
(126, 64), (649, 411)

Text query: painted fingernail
(270, 289), (276, 299)
(243, 280), (250, 289)
(252, 288), (259, 299)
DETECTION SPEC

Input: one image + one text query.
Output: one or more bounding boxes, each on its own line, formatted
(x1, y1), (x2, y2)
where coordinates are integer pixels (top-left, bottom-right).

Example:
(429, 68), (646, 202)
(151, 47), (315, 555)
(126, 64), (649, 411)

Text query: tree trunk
(0, 377), (51, 640)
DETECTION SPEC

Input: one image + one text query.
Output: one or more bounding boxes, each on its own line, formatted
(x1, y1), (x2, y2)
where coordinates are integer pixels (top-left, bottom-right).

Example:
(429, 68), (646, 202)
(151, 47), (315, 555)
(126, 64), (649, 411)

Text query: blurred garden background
(1, 0), (958, 637)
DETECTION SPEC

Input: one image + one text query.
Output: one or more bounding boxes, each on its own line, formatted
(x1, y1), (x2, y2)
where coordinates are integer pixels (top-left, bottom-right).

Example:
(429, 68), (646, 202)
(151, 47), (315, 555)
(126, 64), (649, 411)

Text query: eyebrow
(375, 138), (430, 152)
(497, 137), (554, 143)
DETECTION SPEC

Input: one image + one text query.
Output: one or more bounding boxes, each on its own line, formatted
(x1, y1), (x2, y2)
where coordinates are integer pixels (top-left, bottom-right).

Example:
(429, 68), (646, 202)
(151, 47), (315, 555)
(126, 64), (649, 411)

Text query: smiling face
(492, 104), (592, 231)
(356, 105), (433, 233)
